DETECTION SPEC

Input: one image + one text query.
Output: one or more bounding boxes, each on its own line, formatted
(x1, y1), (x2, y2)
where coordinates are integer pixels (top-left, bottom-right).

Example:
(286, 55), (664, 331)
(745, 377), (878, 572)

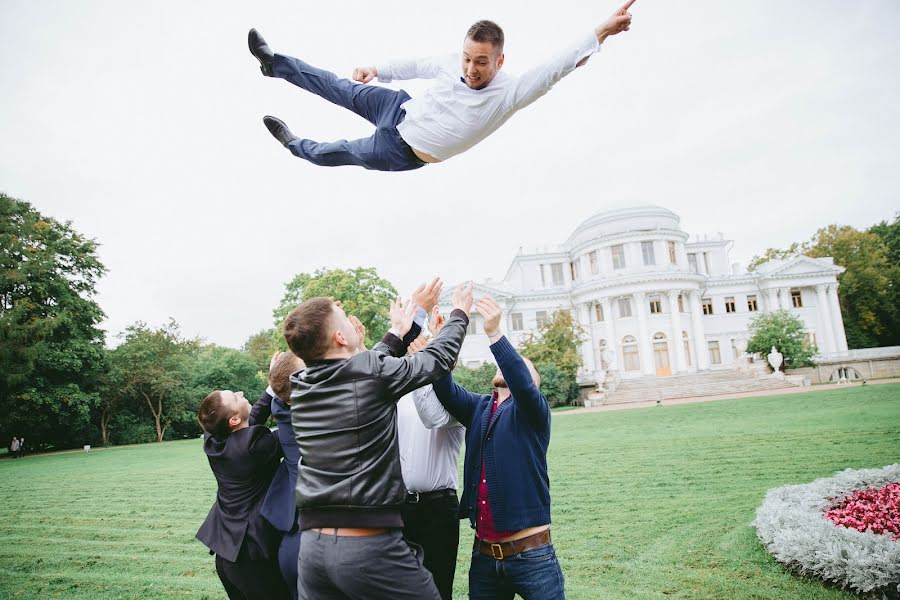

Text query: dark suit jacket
(196, 425), (282, 562)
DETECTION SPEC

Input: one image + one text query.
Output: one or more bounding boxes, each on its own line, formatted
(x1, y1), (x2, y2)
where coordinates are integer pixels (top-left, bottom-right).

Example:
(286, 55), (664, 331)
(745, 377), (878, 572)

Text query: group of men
(196, 279), (563, 599)
(195, 4), (638, 597)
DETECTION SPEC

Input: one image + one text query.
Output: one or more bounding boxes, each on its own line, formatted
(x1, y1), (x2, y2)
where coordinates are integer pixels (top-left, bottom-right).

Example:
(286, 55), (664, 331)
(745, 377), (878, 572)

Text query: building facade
(439, 206), (848, 387)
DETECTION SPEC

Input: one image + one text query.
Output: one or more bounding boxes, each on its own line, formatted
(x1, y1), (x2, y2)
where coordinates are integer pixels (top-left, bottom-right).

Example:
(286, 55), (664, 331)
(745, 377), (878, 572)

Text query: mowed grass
(0, 385), (897, 600)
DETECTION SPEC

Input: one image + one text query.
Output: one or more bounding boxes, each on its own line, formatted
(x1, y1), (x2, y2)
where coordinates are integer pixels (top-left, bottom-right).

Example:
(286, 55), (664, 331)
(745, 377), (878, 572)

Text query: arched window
(653, 332), (667, 341)
(682, 331), (691, 366)
(622, 336), (640, 371)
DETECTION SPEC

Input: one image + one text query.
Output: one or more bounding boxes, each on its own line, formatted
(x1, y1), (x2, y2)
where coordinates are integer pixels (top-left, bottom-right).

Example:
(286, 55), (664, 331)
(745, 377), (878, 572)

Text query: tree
(747, 242), (804, 271)
(535, 362), (579, 408)
(273, 267), (398, 348)
(242, 328), (280, 374)
(452, 362), (497, 395)
(807, 225), (899, 348)
(518, 310), (585, 405)
(746, 309), (816, 369)
(189, 345), (266, 402)
(0, 193), (107, 450)
(107, 321), (198, 443)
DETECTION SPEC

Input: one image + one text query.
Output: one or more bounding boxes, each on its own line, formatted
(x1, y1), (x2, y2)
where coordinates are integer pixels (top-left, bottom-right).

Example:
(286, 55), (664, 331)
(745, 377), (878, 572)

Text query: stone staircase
(602, 367), (798, 405)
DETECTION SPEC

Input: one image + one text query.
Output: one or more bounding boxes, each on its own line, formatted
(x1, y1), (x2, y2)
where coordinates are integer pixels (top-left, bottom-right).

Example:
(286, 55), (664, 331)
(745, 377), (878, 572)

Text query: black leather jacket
(289, 309), (469, 529)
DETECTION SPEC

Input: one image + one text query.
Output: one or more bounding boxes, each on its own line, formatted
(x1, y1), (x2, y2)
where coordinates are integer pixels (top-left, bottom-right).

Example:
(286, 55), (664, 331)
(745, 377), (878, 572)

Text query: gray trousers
(297, 529), (442, 600)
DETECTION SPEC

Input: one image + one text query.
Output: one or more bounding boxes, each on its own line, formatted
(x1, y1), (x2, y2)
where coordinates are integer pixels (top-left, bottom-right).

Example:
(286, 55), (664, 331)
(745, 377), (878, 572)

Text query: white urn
(767, 346), (784, 378)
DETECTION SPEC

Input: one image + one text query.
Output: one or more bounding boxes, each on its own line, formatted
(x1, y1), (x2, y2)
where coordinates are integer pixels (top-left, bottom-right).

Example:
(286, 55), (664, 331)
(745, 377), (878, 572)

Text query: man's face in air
(461, 37), (504, 90)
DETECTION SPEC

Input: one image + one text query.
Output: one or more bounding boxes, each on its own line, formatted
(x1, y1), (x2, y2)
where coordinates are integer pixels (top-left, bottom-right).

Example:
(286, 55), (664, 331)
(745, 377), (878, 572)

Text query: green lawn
(0, 384), (897, 600)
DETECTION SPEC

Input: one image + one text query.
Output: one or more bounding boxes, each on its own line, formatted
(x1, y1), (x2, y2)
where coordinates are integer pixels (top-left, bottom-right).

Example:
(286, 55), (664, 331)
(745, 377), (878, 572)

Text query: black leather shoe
(248, 29), (274, 76)
(263, 116), (297, 147)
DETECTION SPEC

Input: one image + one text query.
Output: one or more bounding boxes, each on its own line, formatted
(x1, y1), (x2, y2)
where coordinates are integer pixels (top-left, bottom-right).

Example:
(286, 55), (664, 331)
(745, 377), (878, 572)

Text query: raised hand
(452, 282), (474, 315)
(475, 296), (503, 337)
(407, 335), (429, 355)
(349, 315), (367, 352)
(429, 306), (445, 337)
(389, 296), (417, 338)
(596, 0), (635, 43)
(352, 66), (378, 84)
(411, 277), (443, 313)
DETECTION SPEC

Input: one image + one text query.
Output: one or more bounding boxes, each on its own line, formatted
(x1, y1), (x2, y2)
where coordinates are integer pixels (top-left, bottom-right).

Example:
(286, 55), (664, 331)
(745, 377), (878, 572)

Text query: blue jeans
(469, 542), (566, 600)
(272, 54), (427, 172)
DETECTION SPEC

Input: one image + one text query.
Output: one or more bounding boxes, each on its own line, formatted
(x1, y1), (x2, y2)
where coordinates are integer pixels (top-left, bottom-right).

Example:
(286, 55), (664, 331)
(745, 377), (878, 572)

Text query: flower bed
(753, 464), (900, 596)
(826, 483), (900, 541)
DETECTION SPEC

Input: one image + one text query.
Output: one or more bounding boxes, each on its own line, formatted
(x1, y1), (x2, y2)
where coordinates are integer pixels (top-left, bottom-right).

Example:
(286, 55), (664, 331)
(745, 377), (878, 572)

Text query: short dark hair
(466, 20), (504, 52)
(198, 391), (235, 439)
(283, 297), (336, 361)
(269, 352), (304, 405)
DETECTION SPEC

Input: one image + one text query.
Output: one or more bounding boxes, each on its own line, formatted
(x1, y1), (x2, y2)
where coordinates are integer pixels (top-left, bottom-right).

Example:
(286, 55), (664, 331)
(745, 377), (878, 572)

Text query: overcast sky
(2, 0), (898, 348)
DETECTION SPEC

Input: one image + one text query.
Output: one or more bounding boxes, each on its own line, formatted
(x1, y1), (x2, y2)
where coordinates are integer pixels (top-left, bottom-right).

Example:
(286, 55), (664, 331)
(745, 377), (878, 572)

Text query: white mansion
(440, 206), (849, 387)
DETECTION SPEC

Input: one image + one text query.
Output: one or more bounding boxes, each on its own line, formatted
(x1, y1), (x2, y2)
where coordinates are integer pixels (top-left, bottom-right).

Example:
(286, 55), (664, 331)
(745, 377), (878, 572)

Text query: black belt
(405, 488), (457, 504)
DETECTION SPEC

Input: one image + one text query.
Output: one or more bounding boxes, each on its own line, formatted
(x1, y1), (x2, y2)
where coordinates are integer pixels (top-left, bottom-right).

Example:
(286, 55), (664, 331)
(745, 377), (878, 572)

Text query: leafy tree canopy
(746, 309), (816, 369)
(273, 267), (398, 348)
(0, 193), (107, 449)
(518, 310), (584, 405)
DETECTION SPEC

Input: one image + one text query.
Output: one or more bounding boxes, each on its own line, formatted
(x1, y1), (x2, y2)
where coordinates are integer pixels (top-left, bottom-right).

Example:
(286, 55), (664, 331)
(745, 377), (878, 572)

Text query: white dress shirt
(397, 384), (465, 493)
(376, 31), (601, 161)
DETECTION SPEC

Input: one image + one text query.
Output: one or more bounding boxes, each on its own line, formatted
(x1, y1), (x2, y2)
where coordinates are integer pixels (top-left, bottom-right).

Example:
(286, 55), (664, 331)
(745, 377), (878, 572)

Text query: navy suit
(250, 391), (301, 599)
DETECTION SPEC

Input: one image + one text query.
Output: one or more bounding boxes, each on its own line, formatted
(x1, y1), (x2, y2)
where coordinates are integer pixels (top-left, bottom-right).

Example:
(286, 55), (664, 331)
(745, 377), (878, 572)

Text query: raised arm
(507, 1), (635, 110)
(411, 383), (461, 429)
(376, 283), (473, 399)
(477, 296), (550, 431)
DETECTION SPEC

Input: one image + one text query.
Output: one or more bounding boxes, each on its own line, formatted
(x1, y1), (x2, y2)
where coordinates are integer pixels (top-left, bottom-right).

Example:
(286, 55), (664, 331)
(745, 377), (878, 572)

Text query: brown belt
(474, 529), (551, 560)
(310, 527), (388, 537)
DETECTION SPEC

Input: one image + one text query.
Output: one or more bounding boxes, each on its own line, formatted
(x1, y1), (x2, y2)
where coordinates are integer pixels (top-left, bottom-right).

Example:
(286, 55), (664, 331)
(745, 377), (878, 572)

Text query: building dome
(566, 205), (681, 248)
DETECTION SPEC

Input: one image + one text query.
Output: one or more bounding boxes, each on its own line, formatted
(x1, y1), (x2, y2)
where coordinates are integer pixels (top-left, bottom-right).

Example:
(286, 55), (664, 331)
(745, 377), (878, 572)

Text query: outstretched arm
(477, 296), (550, 431)
(508, 0), (636, 110)
(353, 54), (455, 84)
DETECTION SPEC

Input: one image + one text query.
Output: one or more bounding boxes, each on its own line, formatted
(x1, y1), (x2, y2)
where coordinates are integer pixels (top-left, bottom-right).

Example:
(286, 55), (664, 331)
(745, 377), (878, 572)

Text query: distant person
(8, 437), (19, 459)
(433, 296), (563, 599)
(397, 310), (465, 600)
(196, 389), (291, 600)
(247, 1), (636, 171)
(284, 281), (472, 600)
(17, 437), (25, 458)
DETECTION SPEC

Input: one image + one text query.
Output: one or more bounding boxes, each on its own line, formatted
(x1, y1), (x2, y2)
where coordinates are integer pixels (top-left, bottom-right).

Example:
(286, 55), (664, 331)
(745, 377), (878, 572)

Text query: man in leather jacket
(283, 282), (473, 600)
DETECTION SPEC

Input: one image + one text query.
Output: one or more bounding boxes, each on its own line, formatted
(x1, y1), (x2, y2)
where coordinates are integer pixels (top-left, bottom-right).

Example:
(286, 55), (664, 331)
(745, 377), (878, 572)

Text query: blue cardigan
(433, 336), (551, 533)
(250, 390), (299, 533)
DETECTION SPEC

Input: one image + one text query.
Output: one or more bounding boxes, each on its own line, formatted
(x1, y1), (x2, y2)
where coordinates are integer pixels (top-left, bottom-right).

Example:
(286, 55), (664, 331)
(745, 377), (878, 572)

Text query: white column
(779, 287), (792, 310)
(827, 284), (849, 352)
(577, 303), (596, 376)
(601, 297), (618, 372)
(815, 284), (837, 354)
(634, 291), (654, 375)
(689, 290), (710, 370)
(766, 288), (779, 312)
(667, 290), (686, 372)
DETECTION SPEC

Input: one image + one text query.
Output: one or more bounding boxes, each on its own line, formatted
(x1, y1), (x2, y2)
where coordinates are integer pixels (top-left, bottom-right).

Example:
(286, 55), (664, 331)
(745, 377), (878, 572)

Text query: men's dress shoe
(248, 29), (274, 76)
(264, 116), (297, 147)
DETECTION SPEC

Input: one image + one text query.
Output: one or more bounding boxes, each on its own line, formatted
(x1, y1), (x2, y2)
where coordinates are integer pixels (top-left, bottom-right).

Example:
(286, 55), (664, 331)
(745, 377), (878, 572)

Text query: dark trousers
(468, 542), (566, 600)
(401, 491), (460, 600)
(279, 528), (301, 600)
(215, 553), (291, 600)
(297, 529), (441, 600)
(272, 54), (426, 172)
